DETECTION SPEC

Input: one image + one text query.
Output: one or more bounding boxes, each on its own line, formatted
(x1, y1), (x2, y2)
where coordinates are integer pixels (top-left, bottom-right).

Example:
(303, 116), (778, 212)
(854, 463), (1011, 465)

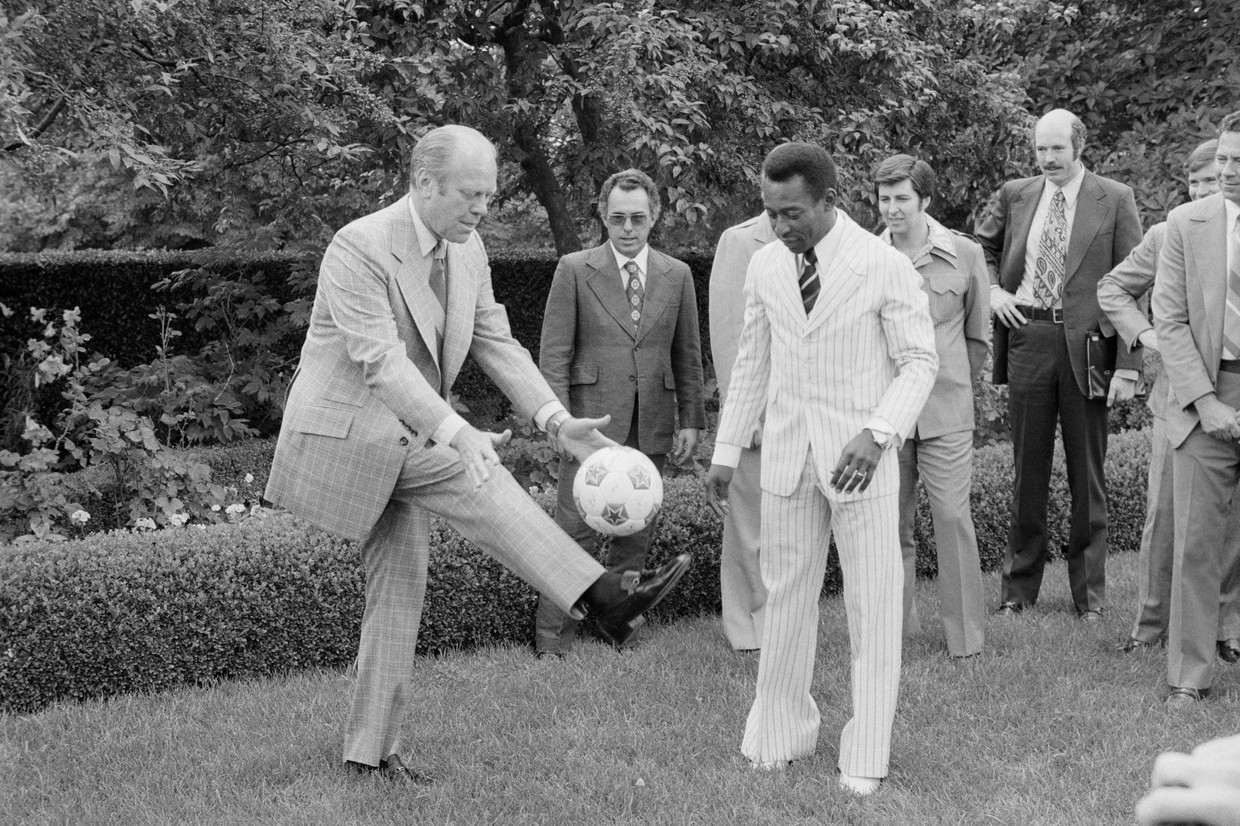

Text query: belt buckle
(1051, 307), (1063, 324)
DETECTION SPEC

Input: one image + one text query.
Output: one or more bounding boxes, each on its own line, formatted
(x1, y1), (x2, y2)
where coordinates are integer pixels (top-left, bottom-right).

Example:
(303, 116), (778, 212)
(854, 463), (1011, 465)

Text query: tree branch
(3, 97), (66, 152)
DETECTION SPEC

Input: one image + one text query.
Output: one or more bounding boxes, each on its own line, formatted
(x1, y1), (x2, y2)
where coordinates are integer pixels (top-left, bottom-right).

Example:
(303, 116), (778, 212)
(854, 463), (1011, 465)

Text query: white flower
(244, 473), (254, 484)
(69, 509), (90, 525)
(167, 513), (190, 527)
(225, 503), (246, 515)
(134, 518), (157, 531)
(211, 504), (221, 512)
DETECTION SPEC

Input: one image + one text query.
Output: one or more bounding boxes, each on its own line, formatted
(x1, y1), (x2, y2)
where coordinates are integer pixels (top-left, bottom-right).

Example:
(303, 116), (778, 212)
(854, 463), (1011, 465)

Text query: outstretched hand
(557, 415), (617, 462)
(450, 424), (512, 489)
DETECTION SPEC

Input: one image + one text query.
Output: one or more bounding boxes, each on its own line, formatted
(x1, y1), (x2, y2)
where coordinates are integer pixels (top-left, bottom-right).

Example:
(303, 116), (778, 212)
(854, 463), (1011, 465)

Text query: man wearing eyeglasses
(534, 168), (707, 657)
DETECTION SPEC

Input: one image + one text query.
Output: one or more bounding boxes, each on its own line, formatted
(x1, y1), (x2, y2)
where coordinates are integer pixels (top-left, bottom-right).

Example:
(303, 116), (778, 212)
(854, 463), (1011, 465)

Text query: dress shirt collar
(1045, 165), (1087, 209)
(407, 197), (442, 259)
(1225, 195), (1240, 232)
(879, 214), (956, 265)
(610, 243), (650, 279)
(803, 212), (845, 271)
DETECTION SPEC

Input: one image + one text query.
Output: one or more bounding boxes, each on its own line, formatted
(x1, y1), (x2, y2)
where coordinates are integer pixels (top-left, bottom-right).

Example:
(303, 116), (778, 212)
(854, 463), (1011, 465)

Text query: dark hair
(762, 142), (837, 201)
(1219, 111), (1240, 137)
(597, 168), (661, 222)
(1185, 139), (1219, 174)
(872, 154), (937, 201)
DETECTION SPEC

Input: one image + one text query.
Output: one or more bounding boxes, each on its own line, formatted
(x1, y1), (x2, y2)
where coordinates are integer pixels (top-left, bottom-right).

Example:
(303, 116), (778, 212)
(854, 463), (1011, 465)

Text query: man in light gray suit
(265, 124), (691, 779)
(705, 142), (937, 795)
(1152, 111), (1240, 706)
(1098, 138), (1240, 661)
(709, 213), (776, 651)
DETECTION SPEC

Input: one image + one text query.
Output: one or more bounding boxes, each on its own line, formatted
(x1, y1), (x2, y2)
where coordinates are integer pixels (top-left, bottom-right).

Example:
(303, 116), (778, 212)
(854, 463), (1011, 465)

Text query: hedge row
(0, 429), (1151, 714)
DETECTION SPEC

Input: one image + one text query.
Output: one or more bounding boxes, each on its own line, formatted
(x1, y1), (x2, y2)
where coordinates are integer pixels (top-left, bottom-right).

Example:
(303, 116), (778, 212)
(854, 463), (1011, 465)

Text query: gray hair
(409, 125), (496, 188)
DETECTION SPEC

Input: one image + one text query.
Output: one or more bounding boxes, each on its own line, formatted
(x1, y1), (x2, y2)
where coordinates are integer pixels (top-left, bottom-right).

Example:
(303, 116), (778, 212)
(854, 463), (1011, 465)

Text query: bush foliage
(2, 429), (1153, 714)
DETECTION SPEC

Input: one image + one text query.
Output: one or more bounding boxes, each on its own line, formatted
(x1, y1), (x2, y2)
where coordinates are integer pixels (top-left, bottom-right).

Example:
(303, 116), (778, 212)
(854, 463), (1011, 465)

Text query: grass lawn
(3, 550), (1235, 825)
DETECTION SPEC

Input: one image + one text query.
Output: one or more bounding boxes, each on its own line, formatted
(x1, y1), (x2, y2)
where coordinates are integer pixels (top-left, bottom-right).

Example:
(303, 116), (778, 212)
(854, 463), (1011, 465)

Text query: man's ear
(411, 167), (432, 196)
(821, 188), (838, 210)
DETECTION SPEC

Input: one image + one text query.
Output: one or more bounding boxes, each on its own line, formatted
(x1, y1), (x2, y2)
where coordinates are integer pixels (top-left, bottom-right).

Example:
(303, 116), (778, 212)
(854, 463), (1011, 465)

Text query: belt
(1016, 304), (1064, 323)
(1220, 360), (1240, 374)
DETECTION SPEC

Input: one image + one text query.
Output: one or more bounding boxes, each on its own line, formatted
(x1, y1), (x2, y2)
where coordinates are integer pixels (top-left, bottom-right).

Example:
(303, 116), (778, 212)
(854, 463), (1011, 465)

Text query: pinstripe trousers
(343, 453), (605, 765)
(741, 455), (903, 778)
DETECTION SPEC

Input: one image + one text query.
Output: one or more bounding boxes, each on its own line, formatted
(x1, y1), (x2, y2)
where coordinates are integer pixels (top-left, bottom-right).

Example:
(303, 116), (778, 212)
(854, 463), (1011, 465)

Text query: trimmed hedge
(0, 429), (1152, 714)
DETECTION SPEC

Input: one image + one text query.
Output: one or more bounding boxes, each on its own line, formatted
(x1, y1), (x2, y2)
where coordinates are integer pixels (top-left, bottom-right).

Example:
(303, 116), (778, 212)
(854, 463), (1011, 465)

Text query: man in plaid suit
(266, 124), (691, 782)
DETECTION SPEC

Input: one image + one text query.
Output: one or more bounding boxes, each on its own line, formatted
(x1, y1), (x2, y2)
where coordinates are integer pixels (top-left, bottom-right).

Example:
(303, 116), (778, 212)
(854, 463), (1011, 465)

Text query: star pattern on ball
(602, 504), (629, 526)
(584, 464), (608, 486)
(627, 465), (652, 489)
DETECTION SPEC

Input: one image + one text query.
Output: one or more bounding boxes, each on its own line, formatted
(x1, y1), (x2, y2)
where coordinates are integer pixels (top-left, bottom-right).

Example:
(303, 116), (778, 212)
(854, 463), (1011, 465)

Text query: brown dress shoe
(1218, 638), (1240, 664)
(346, 754), (434, 784)
(993, 602), (1026, 617)
(578, 554), (692, 647)
(1118, 637), (1159, 653)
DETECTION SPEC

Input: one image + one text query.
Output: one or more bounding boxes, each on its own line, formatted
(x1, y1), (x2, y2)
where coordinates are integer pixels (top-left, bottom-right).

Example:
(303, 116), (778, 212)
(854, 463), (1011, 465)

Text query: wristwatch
(867, 428), (893, 451)
(546, 410), (571, 438)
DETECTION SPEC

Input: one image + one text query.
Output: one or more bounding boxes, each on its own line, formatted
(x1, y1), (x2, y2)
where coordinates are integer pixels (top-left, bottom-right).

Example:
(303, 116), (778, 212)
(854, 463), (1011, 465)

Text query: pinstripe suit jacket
(539, 243), (706, 454)
(716, 211), (938, 499)
(265, 196), (558, 540)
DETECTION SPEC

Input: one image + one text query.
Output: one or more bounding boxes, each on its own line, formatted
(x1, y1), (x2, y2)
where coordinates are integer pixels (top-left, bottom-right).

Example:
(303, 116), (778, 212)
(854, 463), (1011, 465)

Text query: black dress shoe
(346, 754), (434, 784)
(993, 601), (1026, 617)
(1165, 686), (1210, 707)
(1218, 638), (1240, 664)
(578, 554), (692, 648)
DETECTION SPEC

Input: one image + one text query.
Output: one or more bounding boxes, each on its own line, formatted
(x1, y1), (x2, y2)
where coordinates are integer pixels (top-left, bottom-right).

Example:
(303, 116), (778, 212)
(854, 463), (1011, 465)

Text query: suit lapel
(1065, 172), (1105, 283)
(390, 200), (444, 376)
(1005, 179), (1041, 288)
(805, 216), (864, 334)
(1190, 201), (1229, 363)
(585, 244), (637, 340)
(636, 250), (672, 344)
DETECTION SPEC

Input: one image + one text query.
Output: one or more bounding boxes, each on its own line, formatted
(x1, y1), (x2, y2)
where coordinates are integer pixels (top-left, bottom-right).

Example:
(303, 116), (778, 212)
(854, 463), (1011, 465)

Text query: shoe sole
(597, 554), (692, 647)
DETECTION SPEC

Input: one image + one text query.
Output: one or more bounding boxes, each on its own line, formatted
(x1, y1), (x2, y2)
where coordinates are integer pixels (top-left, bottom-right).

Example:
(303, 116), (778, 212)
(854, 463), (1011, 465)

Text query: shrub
(1, 429), (1153, 713)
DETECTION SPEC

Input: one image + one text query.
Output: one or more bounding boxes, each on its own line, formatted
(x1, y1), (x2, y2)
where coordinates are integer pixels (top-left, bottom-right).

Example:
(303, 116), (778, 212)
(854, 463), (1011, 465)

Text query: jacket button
(399, 437), (409, 446)
(629, 375), (636, 382)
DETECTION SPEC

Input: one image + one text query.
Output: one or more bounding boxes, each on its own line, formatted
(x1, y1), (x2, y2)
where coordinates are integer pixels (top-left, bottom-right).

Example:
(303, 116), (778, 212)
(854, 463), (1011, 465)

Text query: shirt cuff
(864, 417), (897, 438)
(431, 413), (469, 447)
(1130, 326), (1154, 352)
(711, 443), (743, 468)
(1113, 369), (1140, 382)
(533, 401), (567, 430)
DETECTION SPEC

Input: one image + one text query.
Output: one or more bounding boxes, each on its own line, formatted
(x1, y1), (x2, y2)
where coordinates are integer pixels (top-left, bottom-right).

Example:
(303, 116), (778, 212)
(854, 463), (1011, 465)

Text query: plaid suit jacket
(266, 196), (557, 540)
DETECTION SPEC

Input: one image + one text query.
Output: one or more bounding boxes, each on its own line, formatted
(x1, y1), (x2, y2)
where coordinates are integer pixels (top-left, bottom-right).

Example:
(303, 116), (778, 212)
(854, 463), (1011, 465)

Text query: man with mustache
(976, 109), (1142, 622)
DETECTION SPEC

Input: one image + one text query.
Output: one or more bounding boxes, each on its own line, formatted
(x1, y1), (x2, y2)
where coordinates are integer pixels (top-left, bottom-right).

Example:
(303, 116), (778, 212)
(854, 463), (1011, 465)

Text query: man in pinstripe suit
(705, 142), (937, 795)
(266, 124), (691, 782)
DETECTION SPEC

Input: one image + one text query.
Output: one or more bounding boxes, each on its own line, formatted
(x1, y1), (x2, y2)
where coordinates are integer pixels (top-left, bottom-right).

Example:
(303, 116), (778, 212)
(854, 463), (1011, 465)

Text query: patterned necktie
(799, 247), (820, 315)
(624, 261), (644, 331)
(1224, 216), (1240, 360)
(1034, 189), (1067, 308)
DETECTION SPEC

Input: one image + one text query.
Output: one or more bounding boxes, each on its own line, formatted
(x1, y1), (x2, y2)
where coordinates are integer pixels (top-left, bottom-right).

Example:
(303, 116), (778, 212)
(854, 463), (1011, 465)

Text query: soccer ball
(572, 446), (664, 537)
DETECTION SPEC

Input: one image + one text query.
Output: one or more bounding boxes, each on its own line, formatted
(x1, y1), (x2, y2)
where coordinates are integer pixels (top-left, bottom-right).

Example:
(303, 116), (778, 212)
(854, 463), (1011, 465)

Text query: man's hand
(830, 431), (883, 494)
(450, 424), (512, 489)
(556, 415), (617, 462)
(1135, 734), (1240, 826)
(1196, 395), (1240, 441)
(672, 428), (700, 464)
(704, 464), (734, 518)
(1107, 375), (1137, 407)
(1137, 327), (1159, 353)
(990, 288), (1028, 329)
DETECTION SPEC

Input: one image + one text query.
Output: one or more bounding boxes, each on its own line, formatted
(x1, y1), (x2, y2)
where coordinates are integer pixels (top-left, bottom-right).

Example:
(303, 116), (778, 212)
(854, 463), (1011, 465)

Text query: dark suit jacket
(539, 243), (706, 454)
(975, 170), (1144, 394)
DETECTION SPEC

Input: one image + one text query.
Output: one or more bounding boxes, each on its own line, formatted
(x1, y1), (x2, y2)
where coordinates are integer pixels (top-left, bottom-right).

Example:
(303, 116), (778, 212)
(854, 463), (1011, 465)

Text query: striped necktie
(799, 248), (820, 315)
(1224, 215), (1240, 360)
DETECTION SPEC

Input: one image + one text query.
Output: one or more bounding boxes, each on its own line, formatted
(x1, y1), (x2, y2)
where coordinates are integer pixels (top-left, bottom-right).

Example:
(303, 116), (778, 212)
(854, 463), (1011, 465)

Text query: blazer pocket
(926, 276), (968, 323)
(570, 364), (599, 385)
(291, 405), (355, 439)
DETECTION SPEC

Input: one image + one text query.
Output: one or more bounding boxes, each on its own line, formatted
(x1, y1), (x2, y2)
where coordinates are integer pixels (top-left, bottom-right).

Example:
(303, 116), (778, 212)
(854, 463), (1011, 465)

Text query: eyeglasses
(605, 213), (650, 228)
